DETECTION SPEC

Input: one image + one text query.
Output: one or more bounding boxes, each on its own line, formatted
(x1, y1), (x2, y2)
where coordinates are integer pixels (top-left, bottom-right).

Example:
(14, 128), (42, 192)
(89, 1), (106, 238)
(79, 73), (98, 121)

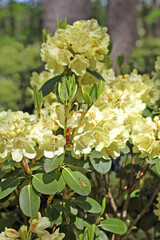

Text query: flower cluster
(41, 19), (110, 76)
(1, 67), (160, 165)
(0, 107), (65, 165)
(0, 212), (65, 240)
(1, 19), (160, 168)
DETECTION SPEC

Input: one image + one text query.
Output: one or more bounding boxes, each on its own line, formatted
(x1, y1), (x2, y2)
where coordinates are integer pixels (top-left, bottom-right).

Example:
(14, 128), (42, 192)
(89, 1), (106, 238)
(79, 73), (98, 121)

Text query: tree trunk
(151, 0), (160, 38)
(42, 0), (92, 34)
(107, 0), (136, 65)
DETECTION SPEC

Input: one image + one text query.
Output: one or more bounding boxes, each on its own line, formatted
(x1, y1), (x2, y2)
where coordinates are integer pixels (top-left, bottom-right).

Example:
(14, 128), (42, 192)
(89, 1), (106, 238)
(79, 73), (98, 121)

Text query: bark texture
(42, 0), (92, 34)
(107, 0), (137, 64)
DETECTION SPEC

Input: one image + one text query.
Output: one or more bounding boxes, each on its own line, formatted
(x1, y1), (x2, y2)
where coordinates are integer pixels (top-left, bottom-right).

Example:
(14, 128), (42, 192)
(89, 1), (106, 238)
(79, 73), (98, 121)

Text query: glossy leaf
(66, 163), (90, 174)
(87, 69), (105, 81)
(32, 173), (58, 195)
(100, 218), (127, 235)
(95, 228), (109, 240)
(39, 74), (63, 97)
(54, 171), (66, 193)
(19, 185), (40, 217)
(90, 158), (111, 174)
(0, 176), (20, 200)
(44, 154), (64, 173)
(74, 196), (102, 213)
(89, 150), (112, 174)
(62, 168), (91, 196)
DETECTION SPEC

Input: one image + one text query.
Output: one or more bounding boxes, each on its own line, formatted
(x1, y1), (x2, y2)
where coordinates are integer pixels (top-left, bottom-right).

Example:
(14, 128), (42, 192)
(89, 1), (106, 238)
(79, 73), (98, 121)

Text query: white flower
(41, 229), (65, 240)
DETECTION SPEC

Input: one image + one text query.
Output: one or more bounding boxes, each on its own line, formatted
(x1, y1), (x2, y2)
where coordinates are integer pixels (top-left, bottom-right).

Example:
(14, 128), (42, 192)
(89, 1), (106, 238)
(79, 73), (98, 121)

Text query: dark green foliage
(0, 41), (41, 110)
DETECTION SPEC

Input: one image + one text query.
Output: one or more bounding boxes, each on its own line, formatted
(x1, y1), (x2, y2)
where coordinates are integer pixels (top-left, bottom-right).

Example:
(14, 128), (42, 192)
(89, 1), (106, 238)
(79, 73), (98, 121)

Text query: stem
(107, 188), (118, 215)
(105, 173), (119, 216)
(71, 105), (89, 139)
(118, 154), (128, 199)
(122, 154), (135, 219)
(112, 234), (115, 240)
(64, 103), (67, 139)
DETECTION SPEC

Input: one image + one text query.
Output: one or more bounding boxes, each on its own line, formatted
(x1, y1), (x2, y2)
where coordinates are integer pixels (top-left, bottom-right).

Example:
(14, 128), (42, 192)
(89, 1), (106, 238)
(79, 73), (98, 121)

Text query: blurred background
(0, 0), (160, 111)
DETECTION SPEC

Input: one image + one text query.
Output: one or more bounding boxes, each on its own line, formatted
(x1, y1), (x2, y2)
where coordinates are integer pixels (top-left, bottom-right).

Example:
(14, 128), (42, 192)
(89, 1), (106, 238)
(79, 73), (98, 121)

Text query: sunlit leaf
(19, 184), (40, 217)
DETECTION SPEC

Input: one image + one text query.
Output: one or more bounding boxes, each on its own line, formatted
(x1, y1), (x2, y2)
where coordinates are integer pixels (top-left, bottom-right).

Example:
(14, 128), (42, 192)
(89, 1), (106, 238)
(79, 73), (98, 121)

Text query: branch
(122, 181), (160, 239)
(105, 173), (119, 216)
(122, 154), (135, 218)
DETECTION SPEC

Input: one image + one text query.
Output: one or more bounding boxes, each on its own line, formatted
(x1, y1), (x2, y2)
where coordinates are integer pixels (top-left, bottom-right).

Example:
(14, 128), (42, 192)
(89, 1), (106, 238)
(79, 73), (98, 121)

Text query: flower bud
(19, 225), (28, 238)
(5, 228), (19, 239)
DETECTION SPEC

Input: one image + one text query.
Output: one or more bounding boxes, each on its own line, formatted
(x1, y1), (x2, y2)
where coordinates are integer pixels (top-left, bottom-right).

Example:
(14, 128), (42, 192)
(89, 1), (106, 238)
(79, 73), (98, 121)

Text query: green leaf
(57, 18), (67, 29)
(0, 176), (20, 200)
(39, 74), (63, 97)
(52, 200), (64, 212)
(89, 151), (112, 174)
(108, 41), (113, 55)
(82, 85), (92, 105)
(100, 197), (106, 216)
(73, 196), (102, 213)
(121, 146), (130, 154)
(142, 107), (153, 118)
(100, 218), (127, 235)
(42, 28), (47, 43)
(44, 205), (61, 226)
(2, 158), (15, 171)
(156, 160), (160, 175)
(54, 171), (66, 193)
(60, 226), (76, 240)
(90, 158), (111, 174)
(87, 224), (95, 240)
(66, 164), (90, 174)
(89, 83), (97, 102)
(0, 171), (5, 179)
(19, 185), (40, 217)
(58, 80), (69, 103)
(44, 154), (64, 173)
(62, 168), (91, 196)
(90, 150), (102, 158)
(30, 162), (43, 172)
(66, 201), (78, 215)
(117, 54), (124, 69)
(95, 228), (109, 240)
(32, 173), (58, 195)
(74, 217), (85, 230)
(70, 84), (78, 102)
(97, 81), (102, 99)
(87, 69), (105, 81)
(34, 89), (43, 112)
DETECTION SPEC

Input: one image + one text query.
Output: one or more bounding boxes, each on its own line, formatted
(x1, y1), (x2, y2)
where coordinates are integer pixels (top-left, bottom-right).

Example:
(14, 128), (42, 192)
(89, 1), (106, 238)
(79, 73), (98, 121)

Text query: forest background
(0, 1), (160, 239)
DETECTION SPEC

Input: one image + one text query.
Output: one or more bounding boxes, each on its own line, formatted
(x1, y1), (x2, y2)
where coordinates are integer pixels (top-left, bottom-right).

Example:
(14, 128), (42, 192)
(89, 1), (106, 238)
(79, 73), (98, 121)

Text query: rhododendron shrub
(0, 19), (160, 239)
